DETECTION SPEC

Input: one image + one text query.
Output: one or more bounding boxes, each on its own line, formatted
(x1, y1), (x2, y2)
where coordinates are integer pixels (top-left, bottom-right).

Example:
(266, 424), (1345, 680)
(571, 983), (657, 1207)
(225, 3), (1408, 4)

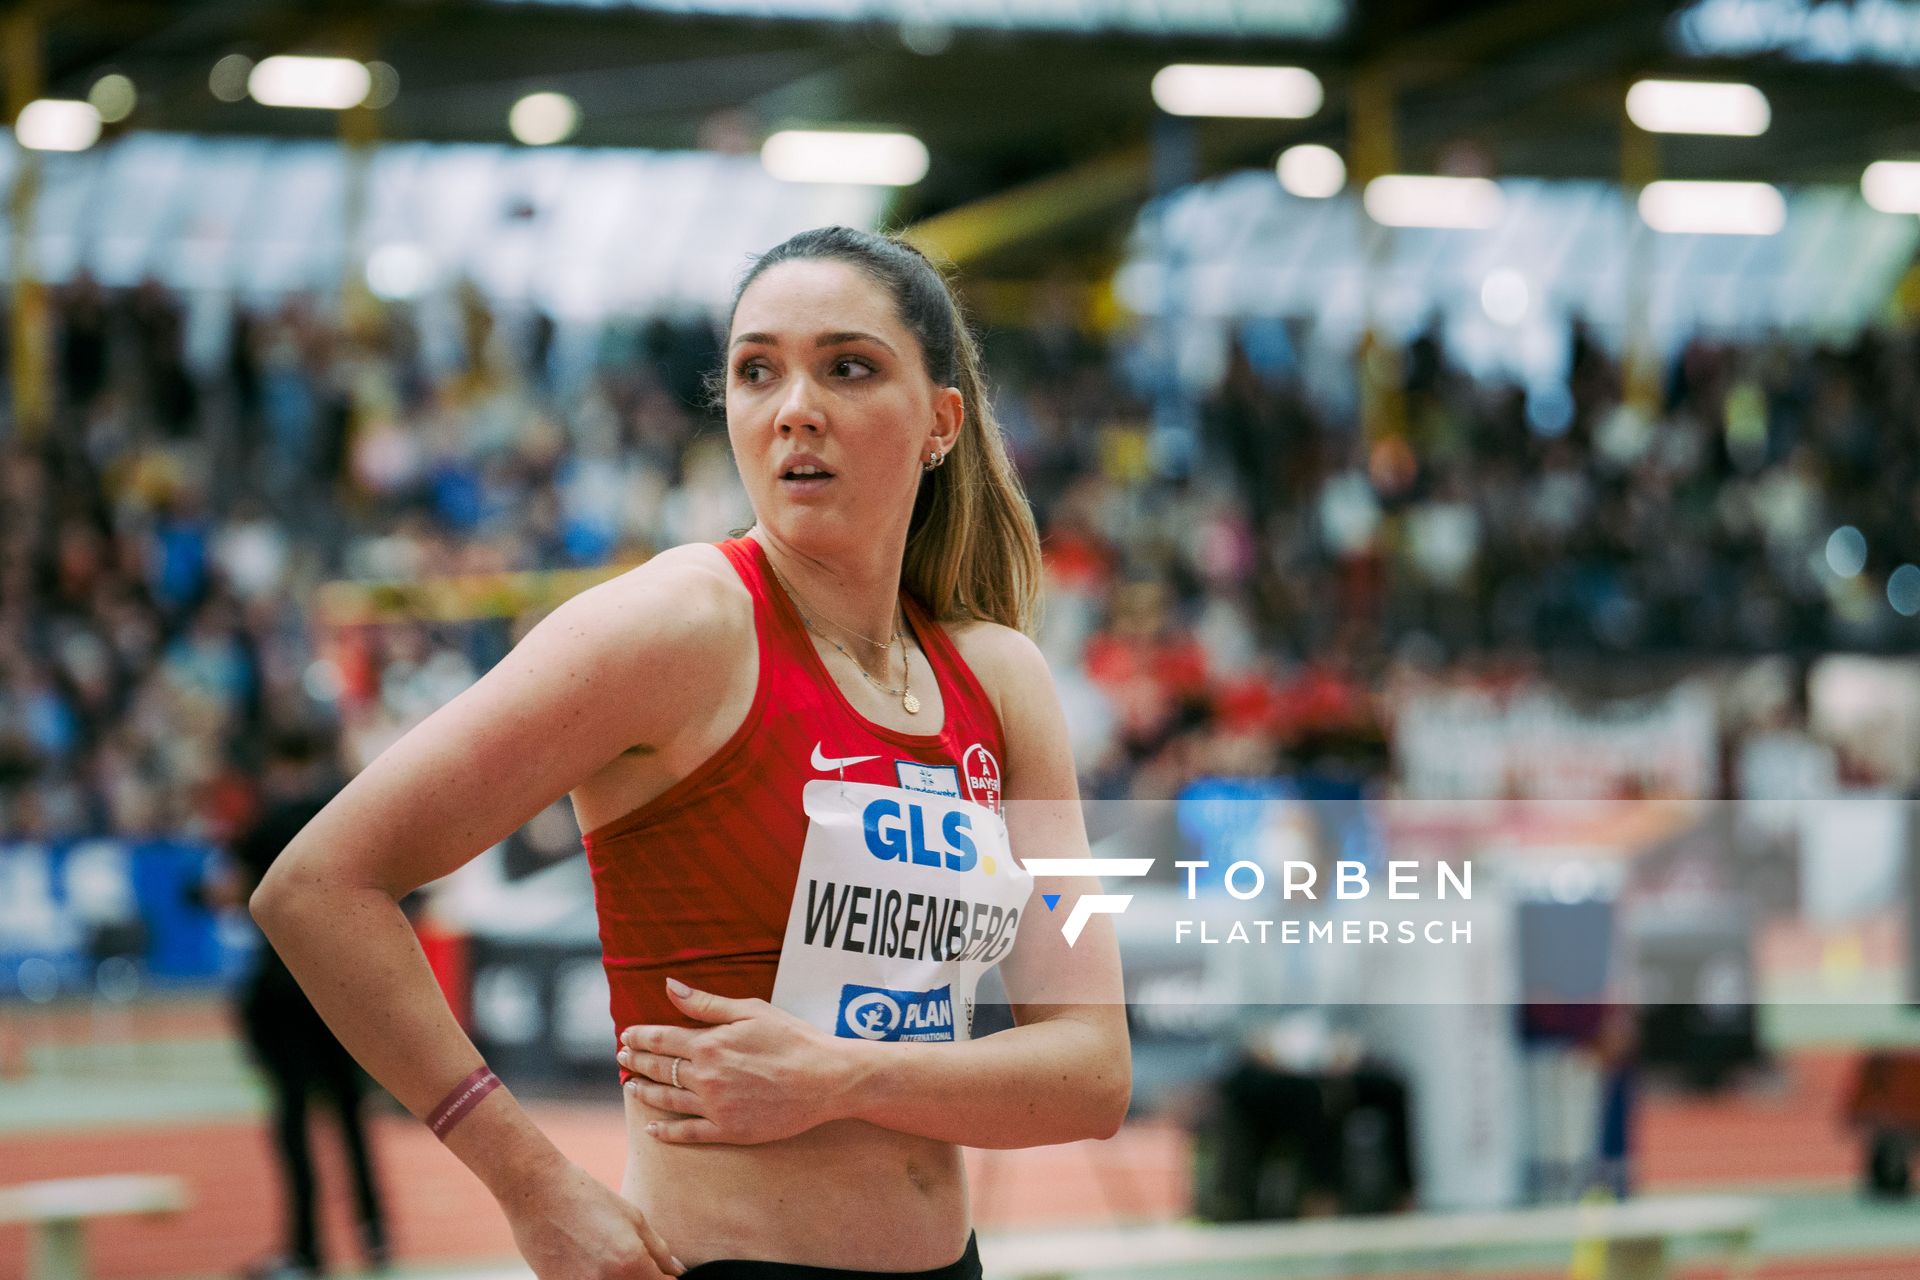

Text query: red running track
(0, 1050), (1884, 1279)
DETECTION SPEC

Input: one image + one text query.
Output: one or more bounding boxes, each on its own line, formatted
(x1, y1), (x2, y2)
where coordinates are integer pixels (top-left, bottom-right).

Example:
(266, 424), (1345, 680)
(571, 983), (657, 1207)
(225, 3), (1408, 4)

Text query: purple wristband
(427, 1066), (501, 1140)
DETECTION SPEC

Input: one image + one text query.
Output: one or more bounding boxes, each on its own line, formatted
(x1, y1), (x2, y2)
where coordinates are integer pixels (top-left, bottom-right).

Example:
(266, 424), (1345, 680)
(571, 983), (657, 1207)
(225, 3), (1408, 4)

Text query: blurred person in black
(1195, 802), (1414, 1221)
(219, 725), (391, 1279)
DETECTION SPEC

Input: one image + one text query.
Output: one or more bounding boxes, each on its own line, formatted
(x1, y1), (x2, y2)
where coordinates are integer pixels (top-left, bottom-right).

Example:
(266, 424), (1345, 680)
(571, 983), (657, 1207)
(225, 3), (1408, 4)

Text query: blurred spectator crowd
(3, 269), (1917, 840)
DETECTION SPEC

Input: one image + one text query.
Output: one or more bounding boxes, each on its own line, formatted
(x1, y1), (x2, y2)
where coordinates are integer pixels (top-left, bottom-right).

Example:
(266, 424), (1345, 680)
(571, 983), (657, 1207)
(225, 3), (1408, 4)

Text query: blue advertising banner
(0, 838), (247, 999)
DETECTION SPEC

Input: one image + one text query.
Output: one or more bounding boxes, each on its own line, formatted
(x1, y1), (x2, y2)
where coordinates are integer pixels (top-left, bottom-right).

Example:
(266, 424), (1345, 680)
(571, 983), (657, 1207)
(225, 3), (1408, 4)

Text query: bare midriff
(620, 1090), (972, 1271)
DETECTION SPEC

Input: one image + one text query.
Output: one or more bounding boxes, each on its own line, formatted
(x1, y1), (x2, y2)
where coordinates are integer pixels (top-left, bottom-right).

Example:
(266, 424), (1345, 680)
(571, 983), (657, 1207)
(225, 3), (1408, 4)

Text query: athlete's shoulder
(945, 618), (1055, 721)
(554, 541), (753, 675)
(589, 541), (751, 626)
(946, 618), (1074, 796)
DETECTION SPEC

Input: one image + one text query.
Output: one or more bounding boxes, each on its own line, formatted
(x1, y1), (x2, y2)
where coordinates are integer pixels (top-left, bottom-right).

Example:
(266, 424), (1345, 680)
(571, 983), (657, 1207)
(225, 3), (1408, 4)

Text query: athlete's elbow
(248, 864), (291, 934)
(1066, 1062), (1131, 1142)
(1080, 1027), (1132, 1140)
(1092, 1071), (1131, 1140)
(248, 850), (328, 936)
(253, 867), (286, 924)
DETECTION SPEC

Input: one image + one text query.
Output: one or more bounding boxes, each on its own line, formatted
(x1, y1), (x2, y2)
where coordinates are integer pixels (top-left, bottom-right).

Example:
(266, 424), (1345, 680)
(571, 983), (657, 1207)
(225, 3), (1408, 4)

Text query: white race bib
(770, 779), (1032, 1043)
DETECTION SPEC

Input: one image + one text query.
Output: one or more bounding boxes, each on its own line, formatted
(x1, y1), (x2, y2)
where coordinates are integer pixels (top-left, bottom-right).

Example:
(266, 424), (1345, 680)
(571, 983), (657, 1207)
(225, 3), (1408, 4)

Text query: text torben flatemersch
(1172, 859), (1475, 946)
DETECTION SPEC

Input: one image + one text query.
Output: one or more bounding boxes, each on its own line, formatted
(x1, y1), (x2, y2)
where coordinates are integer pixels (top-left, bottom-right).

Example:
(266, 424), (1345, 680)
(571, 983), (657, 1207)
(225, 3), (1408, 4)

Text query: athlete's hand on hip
(619, 977), (849, 1144)
(502, 1156), (686, 1279)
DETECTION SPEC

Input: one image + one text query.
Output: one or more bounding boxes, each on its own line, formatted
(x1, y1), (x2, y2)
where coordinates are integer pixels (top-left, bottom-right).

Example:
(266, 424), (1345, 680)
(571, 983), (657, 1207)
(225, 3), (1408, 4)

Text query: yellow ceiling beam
(902, 144), (1148, 269)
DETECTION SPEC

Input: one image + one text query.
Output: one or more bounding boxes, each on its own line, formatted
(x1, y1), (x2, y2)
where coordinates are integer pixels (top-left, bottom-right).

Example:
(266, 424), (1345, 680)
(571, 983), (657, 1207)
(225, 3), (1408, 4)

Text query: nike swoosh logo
(812, 743), (881, 772)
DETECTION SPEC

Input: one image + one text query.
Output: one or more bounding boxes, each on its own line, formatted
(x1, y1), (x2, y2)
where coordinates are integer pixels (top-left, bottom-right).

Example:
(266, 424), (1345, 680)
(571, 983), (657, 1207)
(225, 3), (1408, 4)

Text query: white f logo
(1019, 859), (1155, 946)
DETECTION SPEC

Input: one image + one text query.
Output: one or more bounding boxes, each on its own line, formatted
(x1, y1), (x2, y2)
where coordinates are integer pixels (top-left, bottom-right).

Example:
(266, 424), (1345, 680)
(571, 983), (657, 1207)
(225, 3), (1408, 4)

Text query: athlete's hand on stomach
(504, 1156), (686, 1279)
(619, 977), (849, 1145)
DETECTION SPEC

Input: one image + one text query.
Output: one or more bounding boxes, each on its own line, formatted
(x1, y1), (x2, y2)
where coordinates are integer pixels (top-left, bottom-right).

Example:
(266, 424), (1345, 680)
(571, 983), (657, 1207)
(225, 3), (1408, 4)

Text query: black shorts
(681, 1231), (981, 1279)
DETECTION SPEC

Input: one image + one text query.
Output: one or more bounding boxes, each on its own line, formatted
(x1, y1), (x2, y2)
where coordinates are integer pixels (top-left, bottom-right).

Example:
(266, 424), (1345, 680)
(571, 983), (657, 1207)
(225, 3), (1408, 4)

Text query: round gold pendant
(903, 691), (921, 714)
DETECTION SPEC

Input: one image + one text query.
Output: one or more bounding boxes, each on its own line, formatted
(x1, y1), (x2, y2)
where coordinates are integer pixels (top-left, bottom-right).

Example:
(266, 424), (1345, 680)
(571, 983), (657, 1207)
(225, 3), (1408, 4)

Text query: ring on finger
(671, 1056), (681, 1090)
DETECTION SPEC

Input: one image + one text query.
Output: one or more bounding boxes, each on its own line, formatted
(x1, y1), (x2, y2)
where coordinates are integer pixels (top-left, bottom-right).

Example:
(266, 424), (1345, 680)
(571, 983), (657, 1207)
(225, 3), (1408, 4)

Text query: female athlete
(253, 225), (1130, 1279)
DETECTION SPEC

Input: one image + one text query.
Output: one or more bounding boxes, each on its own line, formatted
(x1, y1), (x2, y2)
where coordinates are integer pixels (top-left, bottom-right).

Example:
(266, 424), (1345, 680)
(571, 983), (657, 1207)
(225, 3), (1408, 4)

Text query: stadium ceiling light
(364, 61), (401, 111)
(1891, 564), (1920, 617)
(366, 244), (432, 300)
(1480, 269), (1529, 324)
(1362, 175), (1504, 229)
(1638, 180), (1784, 234)
(209, 53), (252, 103)
(761, 130), (929, 186)
(15, 99), (101, 152)
(248, 55), (372, 109)
(1276, 144), (1345, 198)
(1862, 160), (1920, 213)
(88, 74), (137, 124)
(1151, 64), (1323, 119)
(1826, 526), (1868, 578)
(509, 92), (579, 146)
(1625, 79), (1770, 136)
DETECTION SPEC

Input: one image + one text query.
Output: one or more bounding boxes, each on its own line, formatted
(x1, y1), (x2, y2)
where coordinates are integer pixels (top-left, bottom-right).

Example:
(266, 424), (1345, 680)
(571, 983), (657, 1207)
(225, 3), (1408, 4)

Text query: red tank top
(582, 536), (1025, 1081)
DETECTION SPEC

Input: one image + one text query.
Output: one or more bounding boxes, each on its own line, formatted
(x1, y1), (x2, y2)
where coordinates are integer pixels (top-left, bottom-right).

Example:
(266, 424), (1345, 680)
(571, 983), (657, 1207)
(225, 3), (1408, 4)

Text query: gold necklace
(766, 560), (920, 715)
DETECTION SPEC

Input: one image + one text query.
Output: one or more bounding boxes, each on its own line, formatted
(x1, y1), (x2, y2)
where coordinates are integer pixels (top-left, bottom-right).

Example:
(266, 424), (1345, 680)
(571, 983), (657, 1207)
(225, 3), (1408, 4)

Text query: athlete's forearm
(834, 1014), (1128, 1149)
(250, 873), (567, 1198)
